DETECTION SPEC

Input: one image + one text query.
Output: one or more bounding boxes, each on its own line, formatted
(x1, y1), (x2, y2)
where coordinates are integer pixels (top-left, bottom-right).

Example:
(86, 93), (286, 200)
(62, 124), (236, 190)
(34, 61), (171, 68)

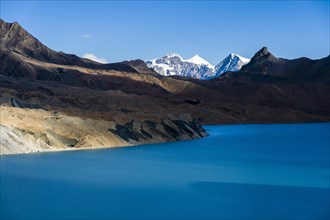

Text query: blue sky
(1, 1), (329, 64)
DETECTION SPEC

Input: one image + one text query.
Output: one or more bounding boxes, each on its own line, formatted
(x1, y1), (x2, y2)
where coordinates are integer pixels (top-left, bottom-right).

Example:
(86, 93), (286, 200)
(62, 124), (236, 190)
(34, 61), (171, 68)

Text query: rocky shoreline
(0, 106), (206, 155)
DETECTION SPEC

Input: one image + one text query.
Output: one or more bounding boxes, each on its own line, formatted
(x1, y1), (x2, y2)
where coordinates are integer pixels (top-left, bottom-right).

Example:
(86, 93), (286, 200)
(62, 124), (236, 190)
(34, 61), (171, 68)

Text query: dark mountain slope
(240, 47), (330, 82)
(0, 19), (95, 67)
(0, 19), (154, 74)
(178, 47), (330, 121)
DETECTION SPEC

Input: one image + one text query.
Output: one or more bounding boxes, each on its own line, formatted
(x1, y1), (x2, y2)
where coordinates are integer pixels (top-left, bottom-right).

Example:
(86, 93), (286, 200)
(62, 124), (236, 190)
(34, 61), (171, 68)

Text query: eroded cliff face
(0, 106), (206, 155)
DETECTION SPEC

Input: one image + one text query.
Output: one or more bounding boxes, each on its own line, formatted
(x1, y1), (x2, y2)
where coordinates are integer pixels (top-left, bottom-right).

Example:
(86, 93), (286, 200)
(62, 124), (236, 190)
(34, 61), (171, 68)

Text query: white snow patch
(230, 53), (250, 63)
(185, 54), (214, 68)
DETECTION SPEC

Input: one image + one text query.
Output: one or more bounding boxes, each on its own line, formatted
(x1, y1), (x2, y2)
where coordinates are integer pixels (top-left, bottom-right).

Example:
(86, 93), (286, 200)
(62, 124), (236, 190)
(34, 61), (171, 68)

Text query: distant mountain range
(146, 53), (250, 79)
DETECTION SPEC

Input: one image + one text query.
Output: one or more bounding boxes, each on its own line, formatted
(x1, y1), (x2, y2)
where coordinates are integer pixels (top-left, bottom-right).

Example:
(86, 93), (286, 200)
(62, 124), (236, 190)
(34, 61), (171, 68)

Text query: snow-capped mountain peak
(146, 52), (250, 80)
(214, 54), (250, 77)
(185, 54), (214, 68)
(146, 53), (214, 78)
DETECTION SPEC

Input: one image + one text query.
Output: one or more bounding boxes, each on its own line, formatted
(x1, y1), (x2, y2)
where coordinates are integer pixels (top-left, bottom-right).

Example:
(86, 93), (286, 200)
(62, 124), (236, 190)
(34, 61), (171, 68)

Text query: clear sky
(1, 0), (329, 64)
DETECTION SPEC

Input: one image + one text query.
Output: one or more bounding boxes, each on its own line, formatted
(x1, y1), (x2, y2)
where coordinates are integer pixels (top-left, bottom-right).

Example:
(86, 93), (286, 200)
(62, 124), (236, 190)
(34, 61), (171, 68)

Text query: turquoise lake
(1, 123), (329, 219)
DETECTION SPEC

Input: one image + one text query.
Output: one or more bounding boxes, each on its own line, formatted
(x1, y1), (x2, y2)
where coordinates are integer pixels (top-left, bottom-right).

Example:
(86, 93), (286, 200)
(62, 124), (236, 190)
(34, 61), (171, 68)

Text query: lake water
(1, 123), (329, 219)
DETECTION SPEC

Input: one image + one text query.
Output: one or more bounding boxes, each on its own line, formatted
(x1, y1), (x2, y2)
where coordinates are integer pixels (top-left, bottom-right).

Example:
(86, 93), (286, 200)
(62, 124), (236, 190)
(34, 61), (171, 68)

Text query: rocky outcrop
(109, 118), (204, 143)
(240, 47), (277, 75)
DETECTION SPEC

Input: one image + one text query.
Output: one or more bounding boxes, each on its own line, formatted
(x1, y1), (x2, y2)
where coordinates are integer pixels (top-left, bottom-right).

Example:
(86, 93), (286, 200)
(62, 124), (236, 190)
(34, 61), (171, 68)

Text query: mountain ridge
(0, 19), (155, 75)
(240, 47), (330, 82)
(146, 53), (250, 79)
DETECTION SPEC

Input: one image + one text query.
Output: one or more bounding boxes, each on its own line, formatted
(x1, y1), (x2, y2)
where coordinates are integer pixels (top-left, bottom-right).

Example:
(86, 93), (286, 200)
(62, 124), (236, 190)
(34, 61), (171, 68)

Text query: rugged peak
(240, 47), (277, 74)
(214, 53), (250, 77)
(1, 19), (32, 46)
(11, 21), (23, 31)
(259, 47), (269, 55)
(0, 19), (22, 31)
(251, 47), (276, 62)
(11, 21), (20, 27)
(0, 19), (93, 67)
